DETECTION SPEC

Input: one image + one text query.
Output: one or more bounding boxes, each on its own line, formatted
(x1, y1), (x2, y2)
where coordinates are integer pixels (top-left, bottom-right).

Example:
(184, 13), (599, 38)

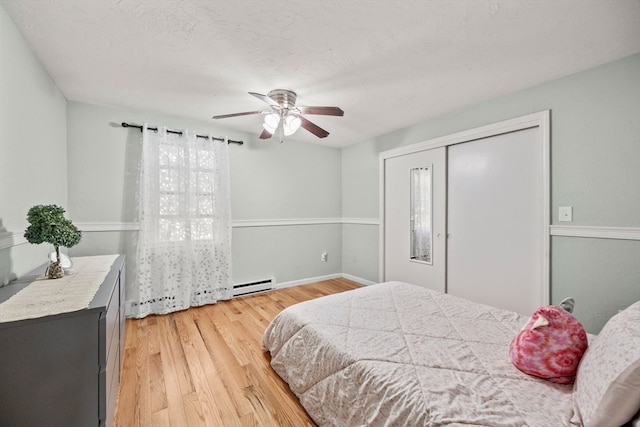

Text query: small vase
(47, 261), (64, 279)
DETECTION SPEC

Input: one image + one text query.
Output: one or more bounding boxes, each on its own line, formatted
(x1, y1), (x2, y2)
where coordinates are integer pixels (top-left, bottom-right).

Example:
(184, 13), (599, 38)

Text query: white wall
(0, 5), (68, 284)
(341, 53), (640, 333)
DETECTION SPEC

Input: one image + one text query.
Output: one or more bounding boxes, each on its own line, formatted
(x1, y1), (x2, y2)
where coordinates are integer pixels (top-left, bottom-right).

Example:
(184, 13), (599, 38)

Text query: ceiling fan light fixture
(283, 114), (302, 136)
(214, 90), (342, 140)
(263, 113), (280, 133)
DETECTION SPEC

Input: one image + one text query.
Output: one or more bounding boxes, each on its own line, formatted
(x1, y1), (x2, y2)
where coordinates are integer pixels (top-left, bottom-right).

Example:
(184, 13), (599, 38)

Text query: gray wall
(2, 0), (638, 333)
(0, 5), (68, 284)
(341, 53), (640, 333)
(65, 102), (343, 301)
(1, 0), (343, 301)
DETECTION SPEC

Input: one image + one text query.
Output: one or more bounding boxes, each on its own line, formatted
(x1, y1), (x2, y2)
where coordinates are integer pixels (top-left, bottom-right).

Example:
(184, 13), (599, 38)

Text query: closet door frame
(379, 110), (551, 306)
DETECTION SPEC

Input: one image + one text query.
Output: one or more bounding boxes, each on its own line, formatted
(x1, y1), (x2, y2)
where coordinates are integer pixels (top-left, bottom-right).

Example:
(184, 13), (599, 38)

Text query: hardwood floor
(114, 278), (362, 427)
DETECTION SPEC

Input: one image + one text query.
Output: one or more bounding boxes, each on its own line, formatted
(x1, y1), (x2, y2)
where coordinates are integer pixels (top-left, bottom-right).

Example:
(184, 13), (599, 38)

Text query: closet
(380, 112), (549, 315)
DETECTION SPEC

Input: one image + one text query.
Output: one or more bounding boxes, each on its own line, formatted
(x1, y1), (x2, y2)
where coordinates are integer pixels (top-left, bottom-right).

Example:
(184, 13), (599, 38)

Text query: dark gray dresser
(0, 255), (126, 427)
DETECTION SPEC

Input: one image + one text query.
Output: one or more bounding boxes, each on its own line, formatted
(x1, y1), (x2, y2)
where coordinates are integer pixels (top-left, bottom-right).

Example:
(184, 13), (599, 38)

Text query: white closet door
(383, 147), (446, 292)
(447, 127), (543, 315)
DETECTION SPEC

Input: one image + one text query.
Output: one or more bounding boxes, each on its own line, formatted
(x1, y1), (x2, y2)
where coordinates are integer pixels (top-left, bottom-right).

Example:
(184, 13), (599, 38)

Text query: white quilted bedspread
(263, 281), (579, 427)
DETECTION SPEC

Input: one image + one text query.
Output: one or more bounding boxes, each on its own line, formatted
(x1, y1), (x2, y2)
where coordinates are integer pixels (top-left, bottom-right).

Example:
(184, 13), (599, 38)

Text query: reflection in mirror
(410, 166), (432, 264)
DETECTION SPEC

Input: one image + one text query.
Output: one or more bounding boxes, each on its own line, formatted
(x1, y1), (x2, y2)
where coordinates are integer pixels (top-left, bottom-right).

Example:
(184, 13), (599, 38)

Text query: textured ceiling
(2, 0), (639, 147)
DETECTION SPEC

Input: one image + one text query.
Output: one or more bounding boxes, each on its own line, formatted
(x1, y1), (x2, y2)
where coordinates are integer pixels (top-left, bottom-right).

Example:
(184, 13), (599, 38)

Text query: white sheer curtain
(129, 125), (232, 318)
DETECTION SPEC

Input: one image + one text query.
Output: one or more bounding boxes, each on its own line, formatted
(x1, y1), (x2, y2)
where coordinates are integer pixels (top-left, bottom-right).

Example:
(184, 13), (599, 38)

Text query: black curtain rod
(121, 122), (243, 145)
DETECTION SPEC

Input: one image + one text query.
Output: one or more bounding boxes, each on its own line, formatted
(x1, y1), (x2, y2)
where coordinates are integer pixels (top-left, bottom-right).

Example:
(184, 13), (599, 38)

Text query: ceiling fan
(212, 89), (344, 142)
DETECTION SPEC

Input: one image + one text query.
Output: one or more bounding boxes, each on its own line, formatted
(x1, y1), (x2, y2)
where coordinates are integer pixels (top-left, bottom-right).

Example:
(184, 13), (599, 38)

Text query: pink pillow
(509, 305), (588, 384)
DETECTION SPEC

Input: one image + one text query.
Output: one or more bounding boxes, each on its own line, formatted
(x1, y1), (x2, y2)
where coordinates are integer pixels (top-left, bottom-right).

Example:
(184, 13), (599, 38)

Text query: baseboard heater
(232, 277), (275, 297)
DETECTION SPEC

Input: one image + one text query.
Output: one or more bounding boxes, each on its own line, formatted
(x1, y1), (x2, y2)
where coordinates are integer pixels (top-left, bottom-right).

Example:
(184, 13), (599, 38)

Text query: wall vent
(232, 278), (275, 297)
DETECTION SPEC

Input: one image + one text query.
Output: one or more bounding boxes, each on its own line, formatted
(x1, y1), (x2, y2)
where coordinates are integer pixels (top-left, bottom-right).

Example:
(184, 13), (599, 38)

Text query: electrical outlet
(559, 206), (573, 222)
(321, 251), (328, 262)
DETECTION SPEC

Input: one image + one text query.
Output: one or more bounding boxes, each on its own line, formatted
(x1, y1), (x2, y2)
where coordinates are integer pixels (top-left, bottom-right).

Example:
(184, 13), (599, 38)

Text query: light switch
(559, 206), (573, 222)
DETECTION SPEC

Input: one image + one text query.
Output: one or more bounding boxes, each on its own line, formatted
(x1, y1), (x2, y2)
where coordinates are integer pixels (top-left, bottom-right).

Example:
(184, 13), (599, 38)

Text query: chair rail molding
(232, 218), (379, 227)
(550, 225), (640, 241)
(72, 218), (380, 232)
(9, 221), (634, 250)
(0, 231), (28, 250)
(232, 218), (342, 227)
(77, 222), (141, 232)
(341, 218), (380, 225)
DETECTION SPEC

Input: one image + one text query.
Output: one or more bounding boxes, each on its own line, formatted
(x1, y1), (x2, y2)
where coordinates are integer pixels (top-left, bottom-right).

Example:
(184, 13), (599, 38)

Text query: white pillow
(572, 301), (640, 427)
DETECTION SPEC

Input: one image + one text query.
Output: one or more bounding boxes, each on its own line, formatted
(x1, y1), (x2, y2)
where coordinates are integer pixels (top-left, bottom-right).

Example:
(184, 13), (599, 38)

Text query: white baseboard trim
(550, 225), (640, 241)
(341, 273), (377, 286)
(0, 231), (28, 250)
(122, 272), (377, 316)
(276, 273), (342, 289)
(276, 273), (376, 290)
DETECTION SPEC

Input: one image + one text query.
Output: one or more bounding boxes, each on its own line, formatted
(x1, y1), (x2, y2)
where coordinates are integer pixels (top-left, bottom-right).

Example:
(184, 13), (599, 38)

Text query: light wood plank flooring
(114, 278), (362, 427)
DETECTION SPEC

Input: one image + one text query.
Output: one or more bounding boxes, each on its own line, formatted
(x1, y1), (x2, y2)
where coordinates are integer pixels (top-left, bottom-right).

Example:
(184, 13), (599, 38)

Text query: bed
(263, 281), (640, 427)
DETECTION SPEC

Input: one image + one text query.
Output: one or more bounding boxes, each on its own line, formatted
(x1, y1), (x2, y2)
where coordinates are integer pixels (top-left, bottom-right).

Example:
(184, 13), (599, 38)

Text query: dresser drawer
(104, 278), (119, 362)
(106, 309), (120, 379)
(105, 350), (120, 427)
(100, 333), (120, 426)
(99, 305), (120, 426)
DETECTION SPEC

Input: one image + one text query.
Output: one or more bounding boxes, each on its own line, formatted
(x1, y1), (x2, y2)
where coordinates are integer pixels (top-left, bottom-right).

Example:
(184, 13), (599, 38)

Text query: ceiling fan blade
(297, 106), (344, 116)
(259, 128), (273, 139)
(249, 92), (279, 107)
(212, 110), (262, 119)
(299, 115), (329, 138)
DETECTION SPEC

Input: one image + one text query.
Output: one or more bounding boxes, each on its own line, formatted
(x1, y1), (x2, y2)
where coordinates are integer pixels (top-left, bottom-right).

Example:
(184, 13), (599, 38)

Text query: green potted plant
(24, 204), (82, 279)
